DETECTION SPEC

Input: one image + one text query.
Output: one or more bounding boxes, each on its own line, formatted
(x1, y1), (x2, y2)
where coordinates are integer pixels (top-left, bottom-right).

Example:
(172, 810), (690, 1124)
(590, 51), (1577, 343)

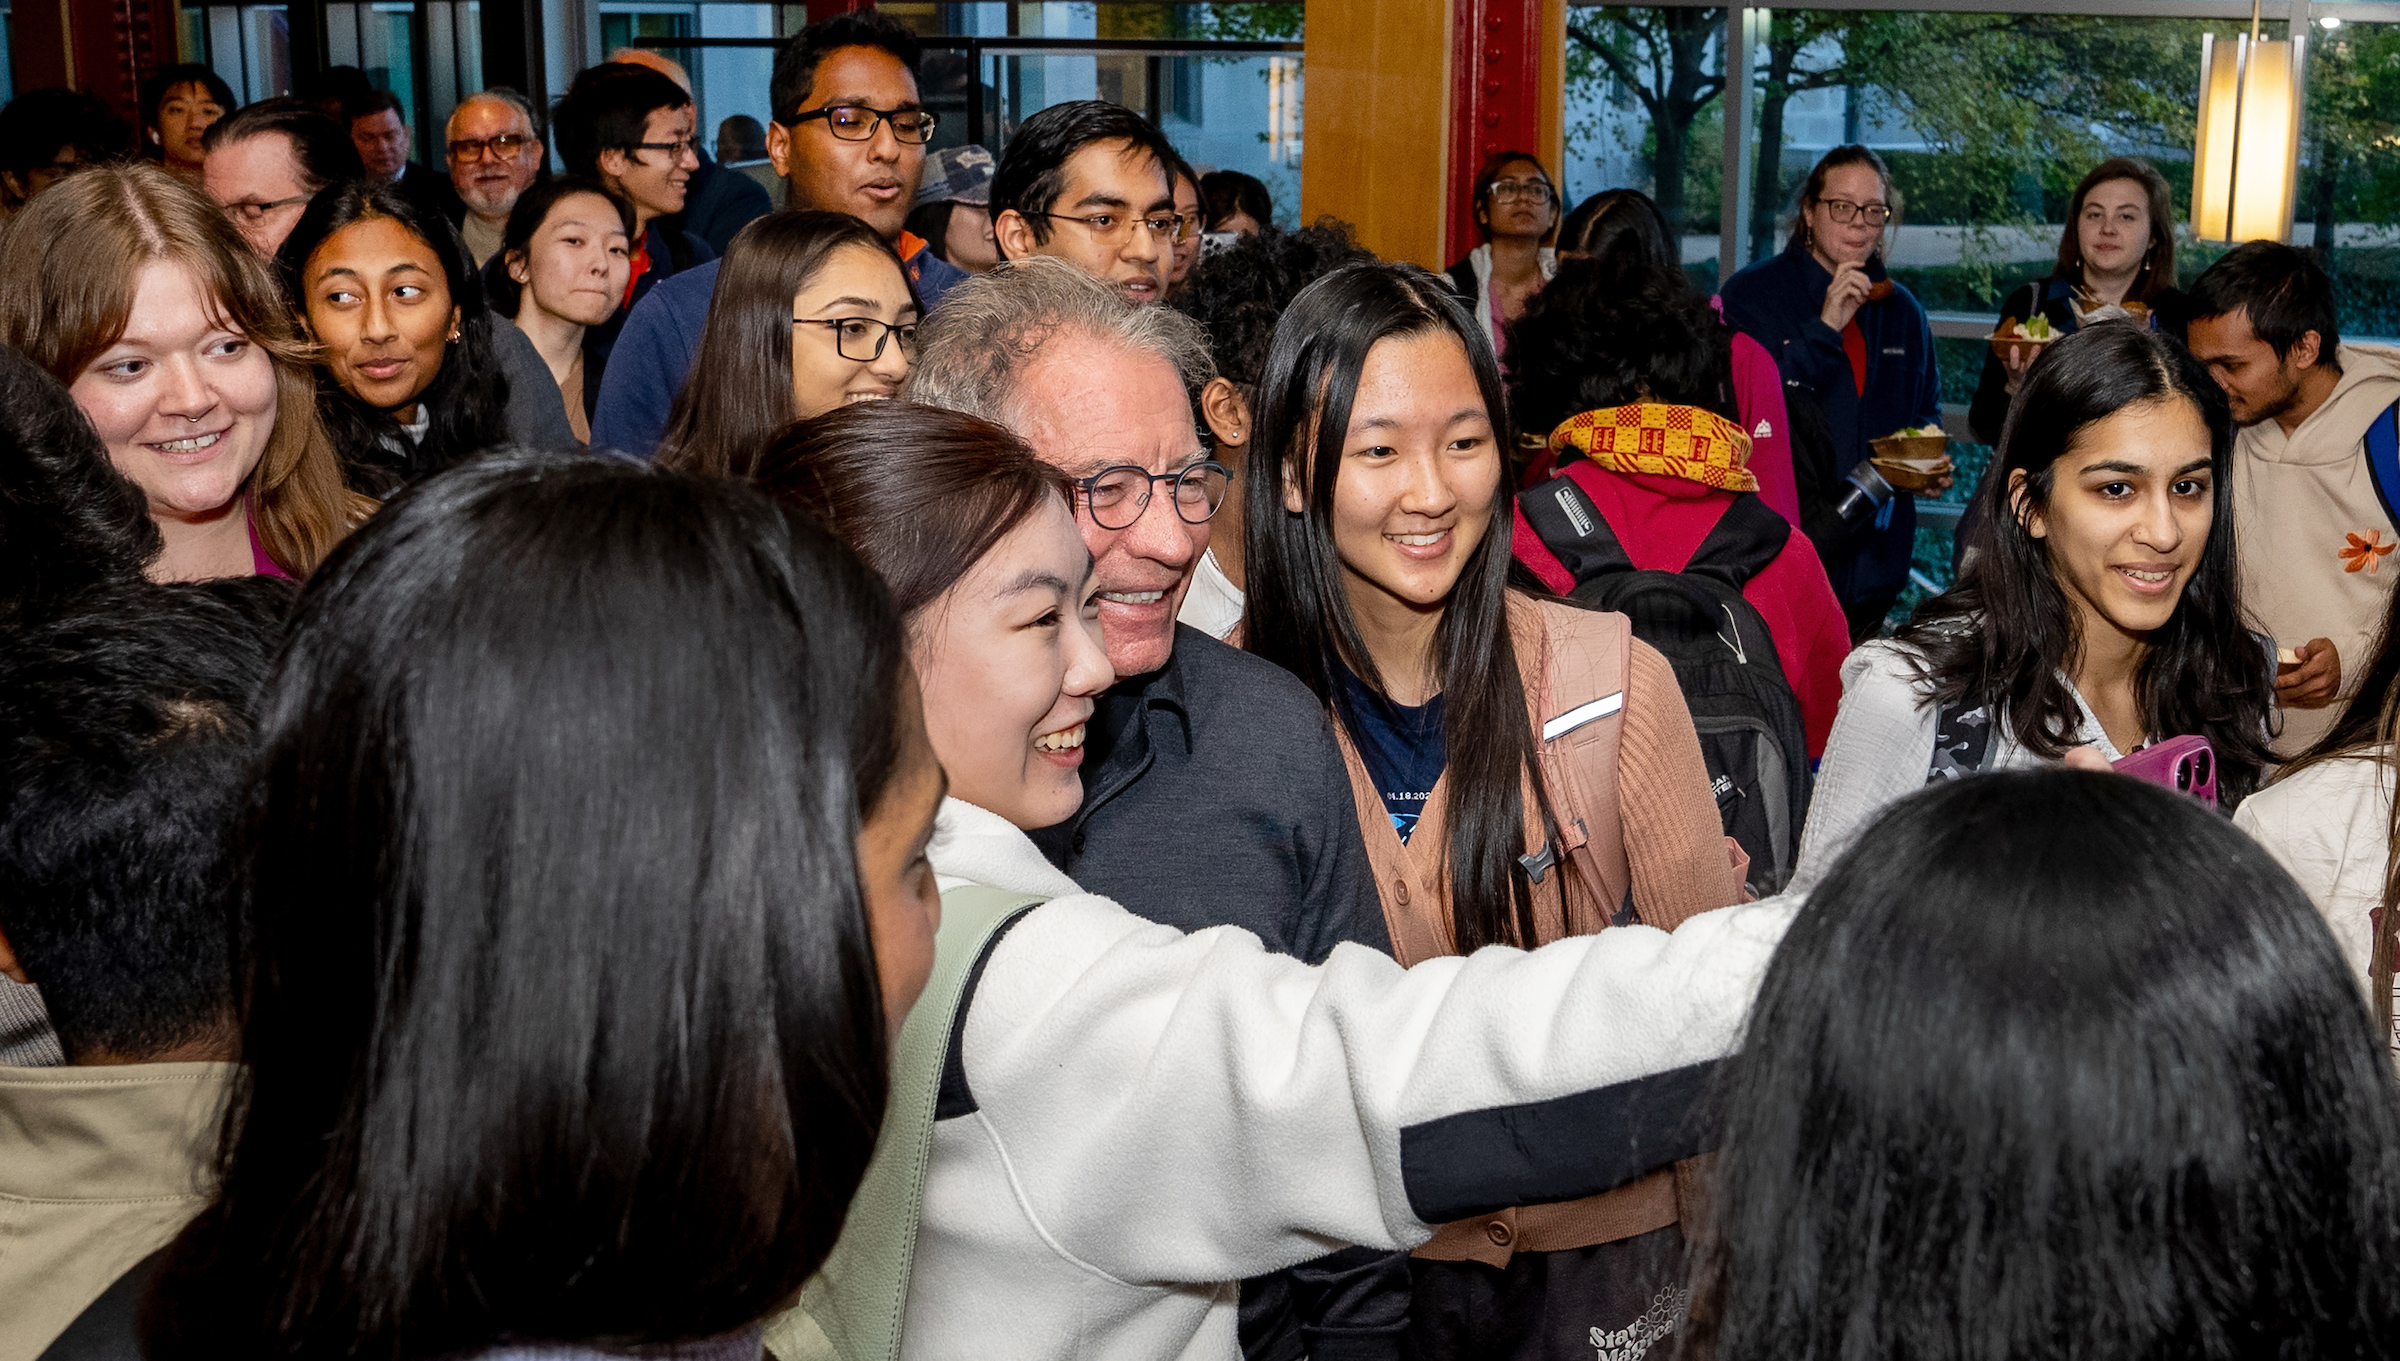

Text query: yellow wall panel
(1300, 0), (1454, 270)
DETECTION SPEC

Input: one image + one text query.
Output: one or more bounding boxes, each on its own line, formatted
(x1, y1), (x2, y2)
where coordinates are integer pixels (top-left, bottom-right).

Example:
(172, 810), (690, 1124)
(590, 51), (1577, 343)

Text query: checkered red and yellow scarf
(1546, 403), (1756, 493)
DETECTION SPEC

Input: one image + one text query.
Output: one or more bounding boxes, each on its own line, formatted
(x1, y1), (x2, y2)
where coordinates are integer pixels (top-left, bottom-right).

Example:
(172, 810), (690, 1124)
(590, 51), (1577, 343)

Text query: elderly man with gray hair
(444, 88), (545, 267)
(909, 250), (1404, 1360)
(909, 254), (1387, 960)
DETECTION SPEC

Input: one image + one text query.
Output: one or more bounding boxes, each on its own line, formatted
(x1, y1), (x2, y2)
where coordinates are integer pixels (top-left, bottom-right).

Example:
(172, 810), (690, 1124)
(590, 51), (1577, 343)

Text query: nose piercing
(186, 413), (201, 422)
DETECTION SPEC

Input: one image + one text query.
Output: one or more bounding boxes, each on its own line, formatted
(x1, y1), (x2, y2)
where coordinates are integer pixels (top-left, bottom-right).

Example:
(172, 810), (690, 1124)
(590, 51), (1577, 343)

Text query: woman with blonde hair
(0, 161), (366, 580)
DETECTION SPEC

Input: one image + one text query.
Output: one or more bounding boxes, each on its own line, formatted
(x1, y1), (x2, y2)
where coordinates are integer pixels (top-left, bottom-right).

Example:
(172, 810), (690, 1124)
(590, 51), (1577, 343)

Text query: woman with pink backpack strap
(1240, 260), (1749, 1361)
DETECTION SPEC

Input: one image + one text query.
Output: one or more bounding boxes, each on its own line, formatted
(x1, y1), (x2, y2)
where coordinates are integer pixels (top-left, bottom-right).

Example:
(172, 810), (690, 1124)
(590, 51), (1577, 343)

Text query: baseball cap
(915, 144), (994, 209)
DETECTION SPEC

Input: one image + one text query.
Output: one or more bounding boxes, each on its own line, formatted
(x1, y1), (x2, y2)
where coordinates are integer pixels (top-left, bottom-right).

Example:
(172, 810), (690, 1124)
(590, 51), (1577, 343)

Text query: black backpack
(1518, 474), (1812, 895)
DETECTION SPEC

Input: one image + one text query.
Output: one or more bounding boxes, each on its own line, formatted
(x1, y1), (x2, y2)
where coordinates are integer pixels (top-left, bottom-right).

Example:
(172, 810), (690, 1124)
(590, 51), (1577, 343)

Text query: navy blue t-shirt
(1334, 666), (1446, 843)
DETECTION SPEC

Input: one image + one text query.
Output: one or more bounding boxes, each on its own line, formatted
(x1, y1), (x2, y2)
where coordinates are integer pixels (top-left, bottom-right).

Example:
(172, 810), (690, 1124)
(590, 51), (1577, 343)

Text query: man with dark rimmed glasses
(991, 100), (1187, 307)
(910, 255), (1385, 960)
(591, 9), (971, 454)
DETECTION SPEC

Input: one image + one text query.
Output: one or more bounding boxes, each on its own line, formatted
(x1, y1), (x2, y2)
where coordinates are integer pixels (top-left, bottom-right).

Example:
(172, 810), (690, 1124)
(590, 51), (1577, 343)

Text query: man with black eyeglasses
(604, 47), (774, 256)
(591, 9), (968, 454)
(991, 100), (1187, 307)
(551, 60), (715, 384)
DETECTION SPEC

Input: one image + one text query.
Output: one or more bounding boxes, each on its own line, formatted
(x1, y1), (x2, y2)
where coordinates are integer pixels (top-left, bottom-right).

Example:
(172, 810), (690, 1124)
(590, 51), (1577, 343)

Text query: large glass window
(190, 5), (295, 105)
(600, 1), (775, 161)
(188, 1), (478, 163)
(1736, 10), (2271, 324)
(1562, 4), (2400, 615)
(638, 2), (1304, 227)
(326, 3), (426, 132)
(2305, 15), (2400, 342)
(1564, 4), (1729, 290)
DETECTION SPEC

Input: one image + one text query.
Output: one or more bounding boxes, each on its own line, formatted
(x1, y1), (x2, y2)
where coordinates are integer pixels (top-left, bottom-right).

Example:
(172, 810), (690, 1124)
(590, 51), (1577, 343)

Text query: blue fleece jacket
(1719, 240), (1940, 606)
(590, 243), (969, 457)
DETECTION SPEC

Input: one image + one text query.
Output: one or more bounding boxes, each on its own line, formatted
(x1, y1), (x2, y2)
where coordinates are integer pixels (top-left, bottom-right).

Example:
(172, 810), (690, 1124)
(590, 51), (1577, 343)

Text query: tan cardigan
(1332, 595), (1744, 1265)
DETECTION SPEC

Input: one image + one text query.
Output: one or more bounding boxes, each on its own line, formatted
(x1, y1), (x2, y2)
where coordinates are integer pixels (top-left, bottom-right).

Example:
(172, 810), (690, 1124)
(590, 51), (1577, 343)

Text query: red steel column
(1446, 0), (1545, 265)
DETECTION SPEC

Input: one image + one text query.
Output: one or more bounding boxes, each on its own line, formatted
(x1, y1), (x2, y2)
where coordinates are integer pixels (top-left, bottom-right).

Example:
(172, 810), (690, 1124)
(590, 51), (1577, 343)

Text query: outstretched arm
(958, 888), (1798, 1287)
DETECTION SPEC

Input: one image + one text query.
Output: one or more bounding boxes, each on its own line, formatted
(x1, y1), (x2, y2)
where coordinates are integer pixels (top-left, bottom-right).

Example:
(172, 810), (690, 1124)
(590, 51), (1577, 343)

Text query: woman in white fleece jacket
(755, 401), (1797, 1361)
(1795, 324), (2276, 892)
(2237, 580), (2400, 1054)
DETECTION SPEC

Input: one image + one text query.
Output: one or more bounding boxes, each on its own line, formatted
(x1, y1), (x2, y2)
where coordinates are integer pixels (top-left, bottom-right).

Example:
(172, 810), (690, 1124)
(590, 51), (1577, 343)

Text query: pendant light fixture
(2192, 0), (2306, 243)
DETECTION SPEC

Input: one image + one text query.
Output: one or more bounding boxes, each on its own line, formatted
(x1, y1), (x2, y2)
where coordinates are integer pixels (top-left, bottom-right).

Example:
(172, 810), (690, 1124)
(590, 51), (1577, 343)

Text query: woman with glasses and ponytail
(1443, 150), (1559, 358)
(1242, 260), (1747, 1358)
(655, 210), (919, 476)
(1721, 144), (1943, 644)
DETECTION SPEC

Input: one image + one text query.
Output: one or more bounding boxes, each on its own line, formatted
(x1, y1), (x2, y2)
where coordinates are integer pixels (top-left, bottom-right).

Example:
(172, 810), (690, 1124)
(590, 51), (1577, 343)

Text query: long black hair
(275, 180), (513, 491)
(1897, 322), (2274, 801)
(0, 342), (159, 626)
(1692, 768), (2400, 1361)
(1503, 252), (1736, 443)
(146, 451), (900, 1359)
(1558, 187), (1675, 267)
(1244, 261), (1558, 953)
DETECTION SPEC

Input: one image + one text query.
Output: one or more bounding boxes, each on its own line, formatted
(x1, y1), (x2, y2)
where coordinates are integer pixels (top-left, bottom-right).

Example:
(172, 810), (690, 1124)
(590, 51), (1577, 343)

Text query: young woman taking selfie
(1795, 322), (2275, 890)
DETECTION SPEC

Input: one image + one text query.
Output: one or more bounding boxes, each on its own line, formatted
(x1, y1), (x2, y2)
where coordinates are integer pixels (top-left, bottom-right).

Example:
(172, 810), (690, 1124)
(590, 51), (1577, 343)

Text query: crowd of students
(5, 8), (2400, 1361)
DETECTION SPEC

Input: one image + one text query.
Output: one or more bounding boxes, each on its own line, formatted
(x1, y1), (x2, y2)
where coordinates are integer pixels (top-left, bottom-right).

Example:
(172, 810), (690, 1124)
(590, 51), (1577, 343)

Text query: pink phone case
(2112, 734), (2217, 807)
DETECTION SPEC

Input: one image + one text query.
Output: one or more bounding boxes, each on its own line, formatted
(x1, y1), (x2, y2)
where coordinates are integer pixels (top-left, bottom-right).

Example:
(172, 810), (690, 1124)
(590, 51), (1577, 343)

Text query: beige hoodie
(2232, 343), (2400, 756)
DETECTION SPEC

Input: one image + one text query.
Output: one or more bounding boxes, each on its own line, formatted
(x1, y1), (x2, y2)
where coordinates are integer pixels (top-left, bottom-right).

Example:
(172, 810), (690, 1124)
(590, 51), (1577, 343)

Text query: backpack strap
(1522, 601), (1633, 936)
(766, 884), (1045, 1361)
(1681, 492), (1791, 593)
(2364, 398), (2400, 533)
(1925, 700), (1996, 785)
(1517, 473), (1636, 583)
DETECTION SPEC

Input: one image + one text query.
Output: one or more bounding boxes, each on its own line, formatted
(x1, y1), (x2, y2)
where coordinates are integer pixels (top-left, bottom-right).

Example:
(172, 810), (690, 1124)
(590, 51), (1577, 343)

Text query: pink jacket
(1728, 329), (1800, 526)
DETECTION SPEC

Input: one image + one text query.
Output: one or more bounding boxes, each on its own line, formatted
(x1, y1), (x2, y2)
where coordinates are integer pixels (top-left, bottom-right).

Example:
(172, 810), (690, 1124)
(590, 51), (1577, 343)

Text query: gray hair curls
(905, 256), (1215, 430)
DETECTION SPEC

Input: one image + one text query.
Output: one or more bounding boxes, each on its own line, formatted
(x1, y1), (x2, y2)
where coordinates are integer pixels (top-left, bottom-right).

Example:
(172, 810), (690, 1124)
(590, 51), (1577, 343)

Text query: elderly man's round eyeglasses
(1026, 210), (1192, 247)
(448, 132), (535, 161)
(1818, 198), (1893, 227)
(786, 105), (940, 144)
(793, 316), (919, 363)
(1076, 461), (1230, 531)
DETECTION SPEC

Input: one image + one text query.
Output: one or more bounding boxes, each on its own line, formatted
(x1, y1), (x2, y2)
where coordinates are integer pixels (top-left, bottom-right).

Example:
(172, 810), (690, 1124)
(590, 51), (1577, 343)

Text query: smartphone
(2112, 735), (2216, 808)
